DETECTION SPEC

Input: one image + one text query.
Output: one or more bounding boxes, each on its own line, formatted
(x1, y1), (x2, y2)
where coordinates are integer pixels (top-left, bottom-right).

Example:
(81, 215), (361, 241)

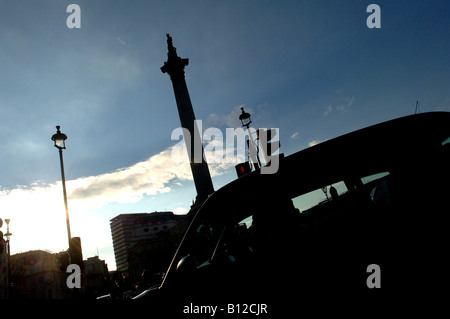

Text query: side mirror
(176, 255), (195, 273)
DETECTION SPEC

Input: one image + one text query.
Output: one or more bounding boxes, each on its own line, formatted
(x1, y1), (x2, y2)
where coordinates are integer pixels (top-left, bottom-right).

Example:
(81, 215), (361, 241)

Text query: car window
(211, 215), (256, 263)
(361, 172), (391, 205)
(361, 172), (389, 185)
(292, 181), (348, 213)
(186, 212), (263, 269)
(188, 218), (225, 268)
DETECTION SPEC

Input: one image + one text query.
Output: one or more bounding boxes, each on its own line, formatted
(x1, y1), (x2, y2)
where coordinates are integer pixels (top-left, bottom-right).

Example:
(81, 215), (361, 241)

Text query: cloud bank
(0, 142), (235, 257)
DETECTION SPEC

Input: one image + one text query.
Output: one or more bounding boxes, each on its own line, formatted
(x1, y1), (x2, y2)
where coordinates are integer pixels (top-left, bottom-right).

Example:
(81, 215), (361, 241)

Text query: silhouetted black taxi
(134, 112), (450, 311)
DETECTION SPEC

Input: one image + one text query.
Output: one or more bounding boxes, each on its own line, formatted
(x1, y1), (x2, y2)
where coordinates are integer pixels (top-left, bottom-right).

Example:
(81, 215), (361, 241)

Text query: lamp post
(51, 126), (72, 248)
(239, 107), (261, 168)
(4, 219), (12, 299)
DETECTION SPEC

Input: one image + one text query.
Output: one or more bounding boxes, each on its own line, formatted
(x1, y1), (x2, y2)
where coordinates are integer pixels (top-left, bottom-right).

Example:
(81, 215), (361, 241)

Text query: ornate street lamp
(51, 126), (72, 249)
(4, 219), (11, 243)
(238, 107), (261, 168)
(239, 107), (252, 128)
(4, 219), (12, 299)
(51, 125), (67, 149)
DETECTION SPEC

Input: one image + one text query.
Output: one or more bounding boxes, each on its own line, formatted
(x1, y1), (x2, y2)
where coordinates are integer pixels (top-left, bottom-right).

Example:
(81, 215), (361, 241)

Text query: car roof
(199, 112), (450, 215)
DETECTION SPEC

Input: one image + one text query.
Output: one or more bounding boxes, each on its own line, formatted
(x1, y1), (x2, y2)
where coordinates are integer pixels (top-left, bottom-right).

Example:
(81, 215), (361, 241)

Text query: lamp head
(51, 125), (67, 149)
(239, 107), (252, 127)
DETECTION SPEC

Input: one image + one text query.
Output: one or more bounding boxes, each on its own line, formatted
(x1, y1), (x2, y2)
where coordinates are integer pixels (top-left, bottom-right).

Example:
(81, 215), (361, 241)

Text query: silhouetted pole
(51, 126), (72, 249)
(161, 34), (214, 202)
(59, 148), (72, 244)
(5, 219), (12, 299)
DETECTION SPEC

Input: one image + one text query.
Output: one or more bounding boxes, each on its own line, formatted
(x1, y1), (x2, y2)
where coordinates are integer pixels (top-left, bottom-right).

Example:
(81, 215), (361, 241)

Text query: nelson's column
(161, 34), (215, 204)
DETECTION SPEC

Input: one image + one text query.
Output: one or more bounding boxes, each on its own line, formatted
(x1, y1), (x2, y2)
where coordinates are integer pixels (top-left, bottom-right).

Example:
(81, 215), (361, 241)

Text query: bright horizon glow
(0, 138), (240, 270)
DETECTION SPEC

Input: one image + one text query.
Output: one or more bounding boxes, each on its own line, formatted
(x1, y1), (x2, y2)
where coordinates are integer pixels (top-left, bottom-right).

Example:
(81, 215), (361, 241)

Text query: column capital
(161, 34), (189, 76)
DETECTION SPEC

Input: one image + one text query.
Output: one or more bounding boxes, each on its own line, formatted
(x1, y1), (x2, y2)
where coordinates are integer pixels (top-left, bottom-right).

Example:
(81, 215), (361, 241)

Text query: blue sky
(0, 0), (449, 270)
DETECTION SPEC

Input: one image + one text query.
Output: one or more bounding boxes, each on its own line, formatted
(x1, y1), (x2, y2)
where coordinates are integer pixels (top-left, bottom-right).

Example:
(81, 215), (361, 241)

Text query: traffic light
(235, 161), (252, 178)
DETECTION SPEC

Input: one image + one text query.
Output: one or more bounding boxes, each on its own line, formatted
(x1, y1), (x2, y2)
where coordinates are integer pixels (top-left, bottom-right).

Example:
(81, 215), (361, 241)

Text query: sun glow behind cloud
(0, 140), (237, 266)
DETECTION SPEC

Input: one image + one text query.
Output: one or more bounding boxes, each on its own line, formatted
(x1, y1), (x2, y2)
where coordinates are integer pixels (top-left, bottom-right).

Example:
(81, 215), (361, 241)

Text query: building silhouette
(110, 212), (185, 273)
(83, 255), (111, 298)
(0, 237), (7, 298)
(4, 249), (112, 299)
(9, 250), (72, 299)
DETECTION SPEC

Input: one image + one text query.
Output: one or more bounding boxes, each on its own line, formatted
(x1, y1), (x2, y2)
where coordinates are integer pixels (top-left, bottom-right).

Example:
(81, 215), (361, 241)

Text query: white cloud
(290, 132), (300, 139)
(324, 105), (333, 116)
(69, 148), (191, 204)
(308, 140), (322, 147)
(324, 96), (354, 116)
(67, 143), (235, 209)
(116, 36), (127, 46)
(347, 96), (355, 107)
(207, 105), (251, 128)
(434, 98), (450, 112)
